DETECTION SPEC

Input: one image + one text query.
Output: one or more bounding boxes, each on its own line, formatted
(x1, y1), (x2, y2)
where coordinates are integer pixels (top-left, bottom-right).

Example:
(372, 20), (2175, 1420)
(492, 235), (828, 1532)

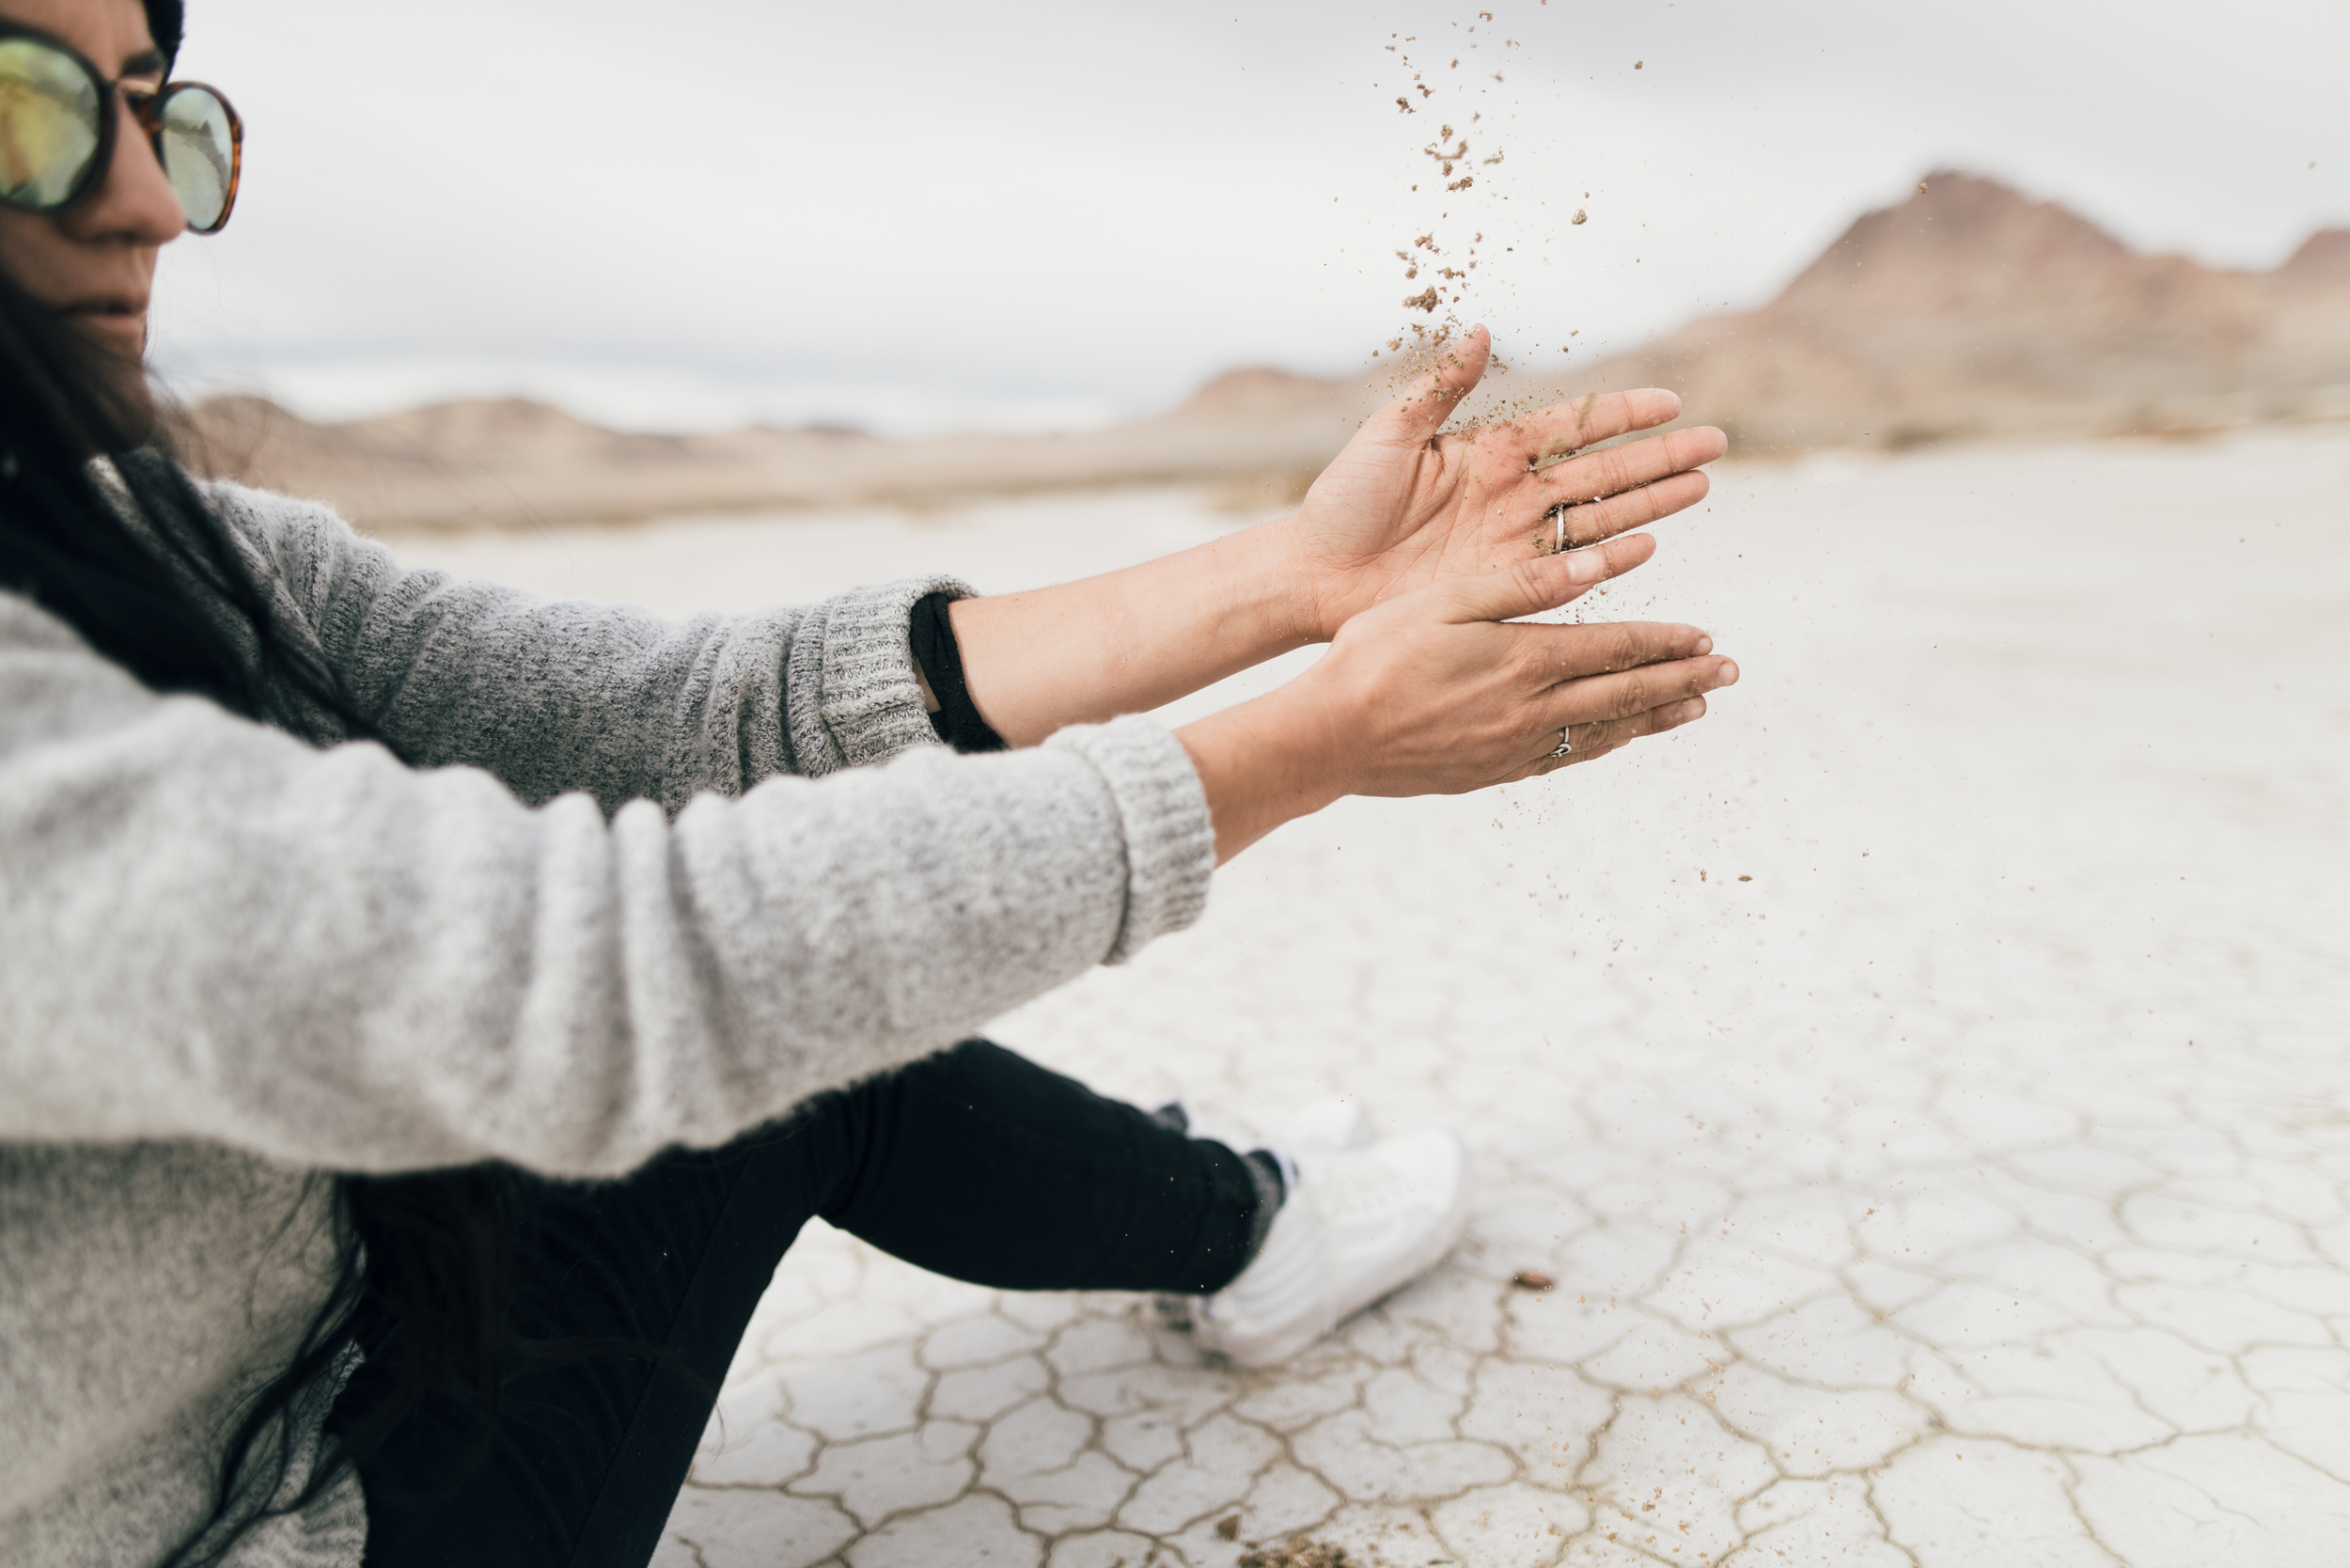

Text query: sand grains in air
(1369, 8), (1632, 437)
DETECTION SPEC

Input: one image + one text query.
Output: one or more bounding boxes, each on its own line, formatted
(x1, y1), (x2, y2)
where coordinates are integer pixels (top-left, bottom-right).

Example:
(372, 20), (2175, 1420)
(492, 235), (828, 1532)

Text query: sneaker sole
(1200, 1131), (1474, 1368)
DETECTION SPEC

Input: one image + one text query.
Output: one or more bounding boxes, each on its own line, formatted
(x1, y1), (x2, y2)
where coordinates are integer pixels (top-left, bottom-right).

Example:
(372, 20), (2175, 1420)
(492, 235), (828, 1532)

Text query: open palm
(1289, 326), (1728, 638)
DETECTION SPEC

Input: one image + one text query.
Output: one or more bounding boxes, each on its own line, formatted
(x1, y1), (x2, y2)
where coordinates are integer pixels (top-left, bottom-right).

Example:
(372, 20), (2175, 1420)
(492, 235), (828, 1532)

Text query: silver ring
(1551, 506), (1566, 557)
(1548, 726), (1573, 759)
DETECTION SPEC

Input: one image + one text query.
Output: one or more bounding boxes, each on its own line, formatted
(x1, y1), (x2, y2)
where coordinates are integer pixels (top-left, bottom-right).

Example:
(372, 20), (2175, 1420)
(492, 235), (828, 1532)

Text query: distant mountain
(178, 369), (1360, 533)
(179, 172), (2350, 529)
(1580, 171), (2350, 451)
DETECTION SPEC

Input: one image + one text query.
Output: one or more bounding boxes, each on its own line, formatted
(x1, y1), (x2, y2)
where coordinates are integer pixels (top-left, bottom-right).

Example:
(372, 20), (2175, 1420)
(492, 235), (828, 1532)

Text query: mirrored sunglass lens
(0, 39), (101, 210)
(158, 86), (233, 229)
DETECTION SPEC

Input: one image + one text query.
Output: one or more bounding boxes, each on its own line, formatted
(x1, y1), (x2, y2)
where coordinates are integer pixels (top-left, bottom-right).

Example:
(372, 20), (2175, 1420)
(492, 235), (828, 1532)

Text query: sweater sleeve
(199, 481), (960, 810)
(0, 595), (1214, 1178)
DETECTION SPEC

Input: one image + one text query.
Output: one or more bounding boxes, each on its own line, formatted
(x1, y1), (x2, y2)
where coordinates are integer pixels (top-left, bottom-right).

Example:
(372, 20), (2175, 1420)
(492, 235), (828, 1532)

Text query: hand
(1277, 325), (1727, 640)
(943, 329), (1721, 750)
(1177, 536), (1738, 861)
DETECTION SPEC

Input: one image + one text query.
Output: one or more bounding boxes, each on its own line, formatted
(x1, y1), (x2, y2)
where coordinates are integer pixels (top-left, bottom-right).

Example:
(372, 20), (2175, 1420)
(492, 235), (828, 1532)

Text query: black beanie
(143, 0), (184, 69)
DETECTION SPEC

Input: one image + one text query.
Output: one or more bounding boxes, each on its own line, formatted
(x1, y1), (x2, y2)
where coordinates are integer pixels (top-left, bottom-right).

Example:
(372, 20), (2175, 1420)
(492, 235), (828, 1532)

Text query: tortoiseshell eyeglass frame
(0, 21), (243, 233)
(131, 79), (243, 234)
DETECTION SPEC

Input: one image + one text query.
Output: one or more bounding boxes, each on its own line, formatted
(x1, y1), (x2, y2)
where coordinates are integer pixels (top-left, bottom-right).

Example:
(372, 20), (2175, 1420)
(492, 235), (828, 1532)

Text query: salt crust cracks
(405, 431), (2350, 1568)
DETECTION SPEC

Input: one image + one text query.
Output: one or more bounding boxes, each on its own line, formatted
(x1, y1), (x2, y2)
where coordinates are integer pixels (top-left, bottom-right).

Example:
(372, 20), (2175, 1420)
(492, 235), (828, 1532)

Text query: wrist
(1175, 689), (1347, 864)
(1214, 511), (1329, 653)
(1246, 510), (1343, 648)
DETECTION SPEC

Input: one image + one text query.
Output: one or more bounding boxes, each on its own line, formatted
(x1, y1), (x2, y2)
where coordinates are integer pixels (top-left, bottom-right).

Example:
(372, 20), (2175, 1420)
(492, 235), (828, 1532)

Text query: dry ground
(387, 428), (2350, 1567)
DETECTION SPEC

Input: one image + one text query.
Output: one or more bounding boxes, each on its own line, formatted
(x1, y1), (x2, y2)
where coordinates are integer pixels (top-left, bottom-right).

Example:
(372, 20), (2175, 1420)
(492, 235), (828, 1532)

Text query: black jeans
(332, 1040), (1265, 1568)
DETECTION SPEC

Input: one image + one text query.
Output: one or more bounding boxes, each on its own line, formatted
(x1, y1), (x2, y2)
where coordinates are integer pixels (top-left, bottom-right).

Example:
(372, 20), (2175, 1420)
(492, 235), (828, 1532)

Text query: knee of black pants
(807, 1040), (1267, 1294)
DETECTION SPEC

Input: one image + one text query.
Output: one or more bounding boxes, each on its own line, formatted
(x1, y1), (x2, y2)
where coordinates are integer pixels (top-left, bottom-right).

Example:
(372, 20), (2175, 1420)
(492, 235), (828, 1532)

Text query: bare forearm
(946, 518), (1317, 746)
(1175, 692), (1345, 864)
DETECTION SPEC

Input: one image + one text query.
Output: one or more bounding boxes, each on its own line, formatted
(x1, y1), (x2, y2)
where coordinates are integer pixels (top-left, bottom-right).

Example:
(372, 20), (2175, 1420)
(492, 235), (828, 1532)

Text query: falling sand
(1367, 7), (1620, 441)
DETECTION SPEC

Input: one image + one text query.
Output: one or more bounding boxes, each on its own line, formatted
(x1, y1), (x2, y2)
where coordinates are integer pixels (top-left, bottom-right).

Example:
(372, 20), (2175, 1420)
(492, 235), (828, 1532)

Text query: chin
(80, 315), (148, 355)
(63, 322), (163, 447)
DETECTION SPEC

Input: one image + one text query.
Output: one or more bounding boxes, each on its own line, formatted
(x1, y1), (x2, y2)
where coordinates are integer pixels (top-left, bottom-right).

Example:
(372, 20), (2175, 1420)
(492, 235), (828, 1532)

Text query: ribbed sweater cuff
(807, 575), (975, 773)
(1046, 715), (1215, 964)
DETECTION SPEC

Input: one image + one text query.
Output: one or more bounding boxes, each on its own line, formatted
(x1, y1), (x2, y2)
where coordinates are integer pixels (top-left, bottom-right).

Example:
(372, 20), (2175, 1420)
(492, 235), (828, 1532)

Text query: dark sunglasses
(0, 23), (241, 233)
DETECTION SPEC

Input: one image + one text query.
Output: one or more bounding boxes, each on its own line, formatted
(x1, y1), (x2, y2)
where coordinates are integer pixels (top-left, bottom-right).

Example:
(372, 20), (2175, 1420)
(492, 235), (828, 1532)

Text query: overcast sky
(146, 0), (2349, 434)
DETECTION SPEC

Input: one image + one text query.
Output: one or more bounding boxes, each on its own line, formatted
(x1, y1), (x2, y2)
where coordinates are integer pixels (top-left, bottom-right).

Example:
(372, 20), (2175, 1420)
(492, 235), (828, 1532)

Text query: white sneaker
(1152, 1094), (1374, 1159)
(1281, 1094), (1375, 1156)
(1149, 1096), (1376, 1333)
(1189, 1127), (1472, 1368)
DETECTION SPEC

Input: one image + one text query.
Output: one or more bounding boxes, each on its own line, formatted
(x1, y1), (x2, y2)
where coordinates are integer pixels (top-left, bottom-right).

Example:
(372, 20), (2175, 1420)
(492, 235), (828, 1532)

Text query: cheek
(0, 210), (82, 303)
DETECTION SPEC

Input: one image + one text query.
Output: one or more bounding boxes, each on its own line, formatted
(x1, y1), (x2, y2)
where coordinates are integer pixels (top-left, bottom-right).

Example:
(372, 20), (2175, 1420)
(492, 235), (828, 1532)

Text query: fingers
(1543, 651), (1738, 728)
(1505, 387), (1685, 465)
(1433, 531), (1654, 624)
(1514, 696), (1711, 779)
(1516, 619), (1717, 683)
(1373, 325), (1494, 447)
(1539, 421), (1726, 503)
(1545, 469), (1711, 554)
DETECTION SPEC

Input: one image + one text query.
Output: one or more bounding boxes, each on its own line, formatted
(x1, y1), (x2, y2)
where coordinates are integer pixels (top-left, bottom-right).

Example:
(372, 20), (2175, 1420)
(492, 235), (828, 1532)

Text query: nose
(60, 90), (193, 247)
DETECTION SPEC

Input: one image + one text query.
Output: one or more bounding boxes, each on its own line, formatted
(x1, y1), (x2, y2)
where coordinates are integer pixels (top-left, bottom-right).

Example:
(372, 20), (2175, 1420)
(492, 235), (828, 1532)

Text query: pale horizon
(148, 0), (2349, 436)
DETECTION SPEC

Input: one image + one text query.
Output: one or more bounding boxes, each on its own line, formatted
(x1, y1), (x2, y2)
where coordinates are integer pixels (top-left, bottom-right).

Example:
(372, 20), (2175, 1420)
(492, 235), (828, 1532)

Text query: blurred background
(153, 0), (2348, 525)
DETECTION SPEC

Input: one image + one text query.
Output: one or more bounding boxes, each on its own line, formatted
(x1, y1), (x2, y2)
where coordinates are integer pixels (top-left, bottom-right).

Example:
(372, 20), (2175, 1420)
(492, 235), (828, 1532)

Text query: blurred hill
(1581, 170), (2350, 452)
(178, 172), (2350, 529)
(177, 368), (1360, 533)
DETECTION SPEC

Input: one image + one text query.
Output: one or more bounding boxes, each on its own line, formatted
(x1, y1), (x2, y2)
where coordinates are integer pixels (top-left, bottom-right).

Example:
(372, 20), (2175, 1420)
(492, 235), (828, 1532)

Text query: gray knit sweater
(0, 479), (1215, 1565)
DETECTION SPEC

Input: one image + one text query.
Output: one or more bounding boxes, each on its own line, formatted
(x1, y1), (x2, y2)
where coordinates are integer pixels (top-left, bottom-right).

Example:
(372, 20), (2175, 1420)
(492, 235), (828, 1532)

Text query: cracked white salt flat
(390, 427), (2350, 1567)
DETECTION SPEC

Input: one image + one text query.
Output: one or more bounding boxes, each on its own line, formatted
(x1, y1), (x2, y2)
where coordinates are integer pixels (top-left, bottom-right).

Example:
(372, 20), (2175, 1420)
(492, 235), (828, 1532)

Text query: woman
(0, 2), (1736, 1564)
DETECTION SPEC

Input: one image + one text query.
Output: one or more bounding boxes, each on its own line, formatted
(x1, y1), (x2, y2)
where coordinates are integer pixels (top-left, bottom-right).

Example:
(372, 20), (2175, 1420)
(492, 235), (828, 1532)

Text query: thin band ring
(1552, 506), (1566, 557)
(1547, 726), (1573, 760)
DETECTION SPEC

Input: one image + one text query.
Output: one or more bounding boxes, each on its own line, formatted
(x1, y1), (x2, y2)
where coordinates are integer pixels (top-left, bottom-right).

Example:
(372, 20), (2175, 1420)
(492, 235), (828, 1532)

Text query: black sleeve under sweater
(908, 591), (1009, 754)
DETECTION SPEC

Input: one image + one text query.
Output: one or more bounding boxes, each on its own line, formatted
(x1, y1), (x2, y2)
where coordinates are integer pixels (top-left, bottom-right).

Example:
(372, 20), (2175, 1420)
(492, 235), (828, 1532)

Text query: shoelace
(1305, 1151), (1419, 1227)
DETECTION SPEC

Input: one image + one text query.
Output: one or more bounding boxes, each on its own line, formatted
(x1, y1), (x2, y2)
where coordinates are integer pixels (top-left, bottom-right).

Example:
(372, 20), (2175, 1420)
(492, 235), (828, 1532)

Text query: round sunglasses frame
(0, 22), (242, 233)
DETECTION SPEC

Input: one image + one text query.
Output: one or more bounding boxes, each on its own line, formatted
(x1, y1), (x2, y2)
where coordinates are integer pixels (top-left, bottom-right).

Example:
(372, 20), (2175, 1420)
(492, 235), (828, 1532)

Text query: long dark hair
(0, 280), (535, 1557)
(0, 7), (539, 1550)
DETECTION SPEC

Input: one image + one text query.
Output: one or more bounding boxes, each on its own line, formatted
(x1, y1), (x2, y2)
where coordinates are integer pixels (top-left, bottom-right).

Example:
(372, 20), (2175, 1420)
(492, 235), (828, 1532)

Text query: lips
(62, 295), (148, 321)
(58, 295), (149, 349)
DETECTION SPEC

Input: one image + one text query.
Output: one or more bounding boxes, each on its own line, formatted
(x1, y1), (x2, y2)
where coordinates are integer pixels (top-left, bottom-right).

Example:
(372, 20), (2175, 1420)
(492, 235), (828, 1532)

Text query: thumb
(1433, 534), (1652, 623)
(1367, 324), (1491, 447)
